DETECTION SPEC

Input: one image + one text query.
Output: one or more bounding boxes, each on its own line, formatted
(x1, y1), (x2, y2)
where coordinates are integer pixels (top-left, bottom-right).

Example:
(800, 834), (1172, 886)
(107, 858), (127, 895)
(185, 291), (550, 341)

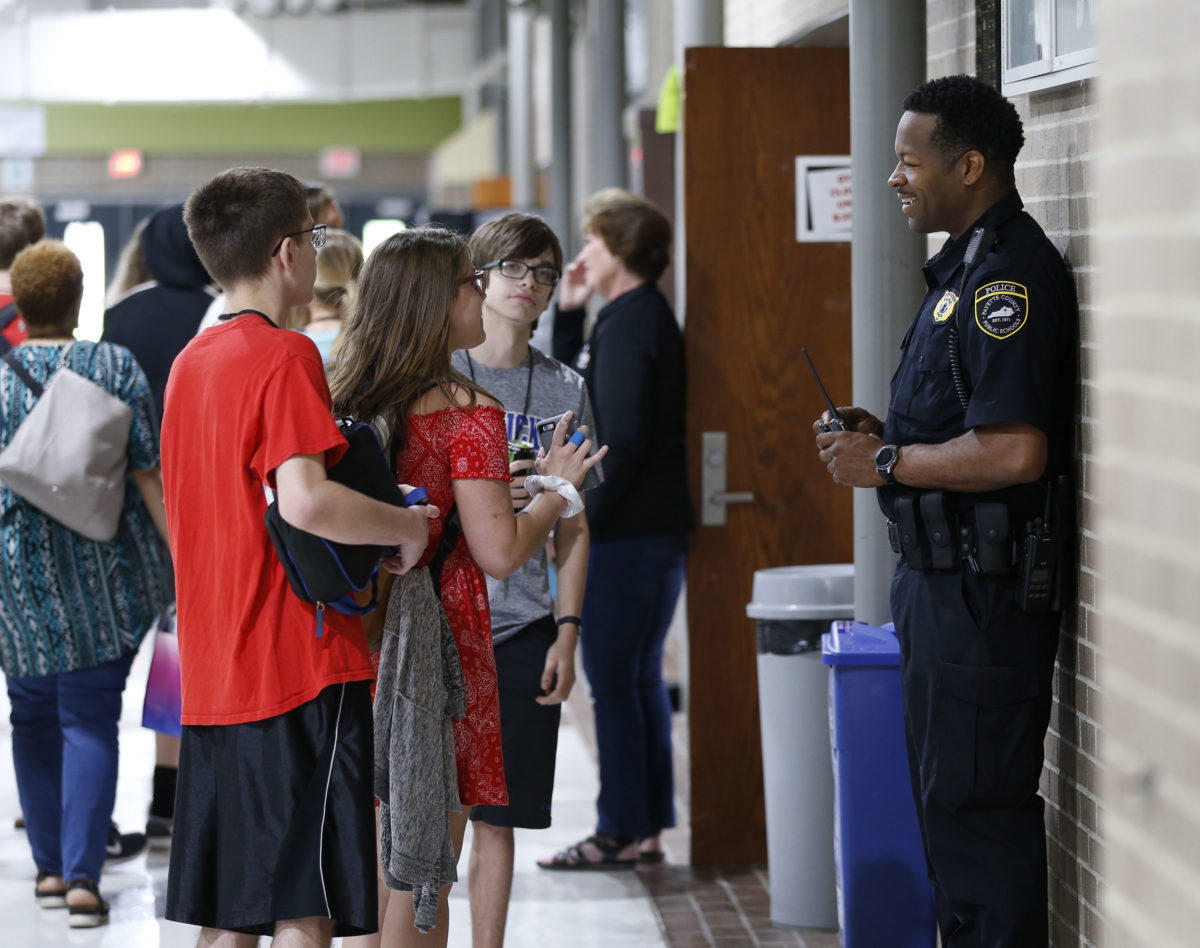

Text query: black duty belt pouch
(974, 502), (1012, 576)
(919, 492), (958, 570)
(265, 419), (404, 611)
(895, 495), (932, 570)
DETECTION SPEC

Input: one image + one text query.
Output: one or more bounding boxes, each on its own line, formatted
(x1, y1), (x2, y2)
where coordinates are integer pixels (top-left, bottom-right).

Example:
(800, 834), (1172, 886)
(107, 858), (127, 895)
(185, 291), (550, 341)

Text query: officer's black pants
(891, 562), (1060, 948)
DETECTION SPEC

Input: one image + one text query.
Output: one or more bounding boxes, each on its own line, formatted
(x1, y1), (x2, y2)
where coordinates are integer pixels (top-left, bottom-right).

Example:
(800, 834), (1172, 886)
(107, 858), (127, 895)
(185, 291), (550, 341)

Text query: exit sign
(319, 146), (361, 180)
(108, 149), (143, 179)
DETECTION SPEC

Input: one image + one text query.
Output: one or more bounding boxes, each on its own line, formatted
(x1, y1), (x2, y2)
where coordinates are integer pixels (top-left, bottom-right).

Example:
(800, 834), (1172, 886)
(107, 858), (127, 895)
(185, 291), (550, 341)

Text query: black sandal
(34, 871), (67, 909)
(66, 878), (109, 928)
(538, 833), (638, 871)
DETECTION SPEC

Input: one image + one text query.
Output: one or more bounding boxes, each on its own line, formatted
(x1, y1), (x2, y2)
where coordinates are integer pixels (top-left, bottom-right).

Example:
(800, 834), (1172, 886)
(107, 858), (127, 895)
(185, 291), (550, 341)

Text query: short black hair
(902, 75), (1024, 181)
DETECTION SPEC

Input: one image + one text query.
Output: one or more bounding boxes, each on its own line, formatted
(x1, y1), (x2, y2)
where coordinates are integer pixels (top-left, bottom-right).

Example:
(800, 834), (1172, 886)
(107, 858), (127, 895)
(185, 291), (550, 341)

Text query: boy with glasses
(161, 167), (435, 946)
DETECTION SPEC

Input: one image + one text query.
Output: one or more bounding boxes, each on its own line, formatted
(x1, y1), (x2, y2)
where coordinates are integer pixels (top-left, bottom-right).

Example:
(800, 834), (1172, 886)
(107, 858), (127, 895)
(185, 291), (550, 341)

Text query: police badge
(974, 281), (1028, 339)
(932, 290), (958, 324)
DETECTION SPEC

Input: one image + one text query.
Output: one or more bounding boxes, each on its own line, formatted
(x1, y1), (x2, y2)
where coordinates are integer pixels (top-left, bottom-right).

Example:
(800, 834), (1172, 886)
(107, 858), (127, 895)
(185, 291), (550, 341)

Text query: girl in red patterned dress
(330, 226), (604, 948)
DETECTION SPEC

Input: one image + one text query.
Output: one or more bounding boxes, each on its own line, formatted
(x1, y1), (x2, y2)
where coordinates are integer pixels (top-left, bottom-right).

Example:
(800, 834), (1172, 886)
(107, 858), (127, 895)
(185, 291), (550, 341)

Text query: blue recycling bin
(821, 620), (936, 948)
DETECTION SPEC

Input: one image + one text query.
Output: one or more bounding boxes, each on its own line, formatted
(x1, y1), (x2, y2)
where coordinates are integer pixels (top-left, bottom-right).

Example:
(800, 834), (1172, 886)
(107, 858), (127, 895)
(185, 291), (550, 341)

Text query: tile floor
(0, 628), (841, 946)
(0, 635), (665, 946)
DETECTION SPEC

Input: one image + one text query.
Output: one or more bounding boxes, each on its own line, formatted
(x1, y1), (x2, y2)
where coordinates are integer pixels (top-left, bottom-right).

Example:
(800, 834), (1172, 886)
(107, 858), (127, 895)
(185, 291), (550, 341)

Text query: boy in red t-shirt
(161, 167), (436, 944)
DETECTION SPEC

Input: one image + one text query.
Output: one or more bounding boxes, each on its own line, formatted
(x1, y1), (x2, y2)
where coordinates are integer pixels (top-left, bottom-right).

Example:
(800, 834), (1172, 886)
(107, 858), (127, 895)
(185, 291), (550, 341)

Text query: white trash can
(746, 564), (854, 930)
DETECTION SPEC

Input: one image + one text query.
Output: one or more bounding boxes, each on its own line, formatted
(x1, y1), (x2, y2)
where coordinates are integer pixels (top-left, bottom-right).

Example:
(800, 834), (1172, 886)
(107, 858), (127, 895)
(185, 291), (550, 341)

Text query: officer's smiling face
(889, 111), (970, 238)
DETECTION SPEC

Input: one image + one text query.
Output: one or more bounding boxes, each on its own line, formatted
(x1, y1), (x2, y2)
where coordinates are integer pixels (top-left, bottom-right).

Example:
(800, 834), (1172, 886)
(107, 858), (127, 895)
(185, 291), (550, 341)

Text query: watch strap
(875, 444), (900, 485)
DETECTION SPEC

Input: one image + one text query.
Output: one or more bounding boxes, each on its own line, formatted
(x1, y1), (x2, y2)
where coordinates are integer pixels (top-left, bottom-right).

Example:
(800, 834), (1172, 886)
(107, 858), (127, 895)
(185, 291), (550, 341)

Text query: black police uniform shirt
(879, 190), (1076, 518)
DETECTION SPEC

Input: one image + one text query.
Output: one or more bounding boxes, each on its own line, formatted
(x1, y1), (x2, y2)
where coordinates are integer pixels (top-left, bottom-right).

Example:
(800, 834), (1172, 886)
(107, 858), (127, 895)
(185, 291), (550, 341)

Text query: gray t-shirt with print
(451, 346), (601, 644)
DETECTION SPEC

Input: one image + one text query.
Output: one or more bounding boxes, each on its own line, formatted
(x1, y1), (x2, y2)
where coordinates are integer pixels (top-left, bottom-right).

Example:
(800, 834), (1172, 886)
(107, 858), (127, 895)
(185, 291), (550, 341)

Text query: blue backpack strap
(328, 572), (380, 617)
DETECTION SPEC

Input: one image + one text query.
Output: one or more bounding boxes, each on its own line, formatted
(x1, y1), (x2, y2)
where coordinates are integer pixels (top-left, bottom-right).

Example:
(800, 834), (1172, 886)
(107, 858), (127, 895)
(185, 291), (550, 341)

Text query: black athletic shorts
(165, 681), (377, 937)
(471, 615), (562, 829)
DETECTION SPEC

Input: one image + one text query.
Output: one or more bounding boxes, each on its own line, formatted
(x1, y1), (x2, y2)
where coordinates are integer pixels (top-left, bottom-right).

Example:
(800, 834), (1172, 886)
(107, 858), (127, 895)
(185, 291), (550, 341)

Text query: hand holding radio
(815, 406), (885, 438)
(816, 430), (889, 487)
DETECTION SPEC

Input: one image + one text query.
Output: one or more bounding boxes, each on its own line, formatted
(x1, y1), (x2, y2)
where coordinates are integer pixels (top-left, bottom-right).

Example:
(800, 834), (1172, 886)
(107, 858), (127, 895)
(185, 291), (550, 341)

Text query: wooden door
(684, 47), (852, 864)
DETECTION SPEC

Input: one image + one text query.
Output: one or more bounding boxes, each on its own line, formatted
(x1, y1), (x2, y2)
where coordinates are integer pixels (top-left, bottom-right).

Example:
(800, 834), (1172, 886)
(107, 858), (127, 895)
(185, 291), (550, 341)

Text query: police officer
(813, 75), (1076, 946)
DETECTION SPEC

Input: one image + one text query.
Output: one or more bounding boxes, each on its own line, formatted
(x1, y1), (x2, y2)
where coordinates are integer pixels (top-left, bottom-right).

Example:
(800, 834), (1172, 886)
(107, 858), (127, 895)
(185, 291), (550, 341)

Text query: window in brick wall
(1002, 0), (1097, 95)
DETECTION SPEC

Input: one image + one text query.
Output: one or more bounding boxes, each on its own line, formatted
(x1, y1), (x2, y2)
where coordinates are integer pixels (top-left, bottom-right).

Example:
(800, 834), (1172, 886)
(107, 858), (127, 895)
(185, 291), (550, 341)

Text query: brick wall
(926, 0), (974, 77)
(925, 4), (1101, 945)
(1094, 1), (1200, 943)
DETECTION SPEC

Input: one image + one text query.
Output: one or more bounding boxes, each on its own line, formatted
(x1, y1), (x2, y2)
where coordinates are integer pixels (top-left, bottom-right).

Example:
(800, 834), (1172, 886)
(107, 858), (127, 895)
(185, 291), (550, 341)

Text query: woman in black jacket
(542, 189), (692, 869)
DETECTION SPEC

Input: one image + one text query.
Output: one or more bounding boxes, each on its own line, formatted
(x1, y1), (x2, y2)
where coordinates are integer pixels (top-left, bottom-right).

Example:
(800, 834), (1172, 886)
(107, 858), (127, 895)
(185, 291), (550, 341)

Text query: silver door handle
(708, 491), (755, 504)
(700, 432), (755, 526)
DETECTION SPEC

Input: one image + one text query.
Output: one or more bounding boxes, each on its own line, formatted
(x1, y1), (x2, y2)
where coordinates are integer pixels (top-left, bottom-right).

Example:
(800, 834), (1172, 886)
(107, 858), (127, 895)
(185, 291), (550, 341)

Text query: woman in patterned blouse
(0, 241), (172, 928)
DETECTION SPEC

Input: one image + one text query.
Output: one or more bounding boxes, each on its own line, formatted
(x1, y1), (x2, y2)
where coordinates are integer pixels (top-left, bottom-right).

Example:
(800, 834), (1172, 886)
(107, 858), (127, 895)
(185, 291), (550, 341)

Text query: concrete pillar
(547, 0), (573, 253)
(849, 0), (926, 624)
(507, 1), (536, 208)
(673, 0), (722, 54)
(591, 0), (628, 191)
(672, 0), (722, 321)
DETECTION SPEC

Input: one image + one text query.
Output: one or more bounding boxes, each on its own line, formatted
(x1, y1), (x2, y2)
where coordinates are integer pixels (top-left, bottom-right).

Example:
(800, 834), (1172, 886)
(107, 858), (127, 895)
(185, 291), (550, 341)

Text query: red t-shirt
(161, 313), (372, 725)
(0, 292), (28, 347)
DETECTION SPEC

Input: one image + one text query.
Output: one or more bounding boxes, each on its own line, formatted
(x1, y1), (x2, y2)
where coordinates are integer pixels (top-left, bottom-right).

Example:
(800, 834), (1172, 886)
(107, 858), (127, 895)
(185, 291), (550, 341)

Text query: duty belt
(886, 492), (1020, 576)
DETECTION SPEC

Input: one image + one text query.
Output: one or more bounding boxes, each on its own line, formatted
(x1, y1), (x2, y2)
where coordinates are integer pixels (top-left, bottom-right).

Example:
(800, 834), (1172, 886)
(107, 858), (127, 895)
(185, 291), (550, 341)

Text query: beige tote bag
(0, 345), (132, 541)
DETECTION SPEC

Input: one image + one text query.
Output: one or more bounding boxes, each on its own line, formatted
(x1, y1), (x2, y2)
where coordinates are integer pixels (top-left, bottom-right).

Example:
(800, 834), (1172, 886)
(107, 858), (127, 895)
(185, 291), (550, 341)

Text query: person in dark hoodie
(101, 203), (216, 850)
(103, 204), (216, 419)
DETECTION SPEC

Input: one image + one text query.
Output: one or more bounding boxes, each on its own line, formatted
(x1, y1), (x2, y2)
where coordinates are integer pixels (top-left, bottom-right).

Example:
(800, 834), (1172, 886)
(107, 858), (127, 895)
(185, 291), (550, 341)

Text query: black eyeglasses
(482, 259), (561, 287)
(458, 269), (488, 296)
(271, 224), (327, 257)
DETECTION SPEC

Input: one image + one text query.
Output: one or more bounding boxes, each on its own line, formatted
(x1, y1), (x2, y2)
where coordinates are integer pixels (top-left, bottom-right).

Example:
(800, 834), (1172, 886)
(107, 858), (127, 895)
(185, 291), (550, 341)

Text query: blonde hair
(107, 217), (152, 306)
(328, 226), (491, 457)
(285, 228), (363, 330)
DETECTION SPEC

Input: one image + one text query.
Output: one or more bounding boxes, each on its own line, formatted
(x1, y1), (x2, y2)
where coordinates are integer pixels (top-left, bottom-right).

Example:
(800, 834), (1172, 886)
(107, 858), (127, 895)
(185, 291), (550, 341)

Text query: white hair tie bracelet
(523, 474), (585, 518)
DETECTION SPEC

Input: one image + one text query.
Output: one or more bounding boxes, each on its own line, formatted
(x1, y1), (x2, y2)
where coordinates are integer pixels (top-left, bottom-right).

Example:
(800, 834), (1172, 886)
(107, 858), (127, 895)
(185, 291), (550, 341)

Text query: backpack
(264, 418), (404, 635)
(264, 418), (464, 636)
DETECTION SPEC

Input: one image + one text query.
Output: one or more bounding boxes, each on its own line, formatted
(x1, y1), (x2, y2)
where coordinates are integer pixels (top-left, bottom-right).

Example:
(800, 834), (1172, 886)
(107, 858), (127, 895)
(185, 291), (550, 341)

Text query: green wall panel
(38, 98), (461, 156)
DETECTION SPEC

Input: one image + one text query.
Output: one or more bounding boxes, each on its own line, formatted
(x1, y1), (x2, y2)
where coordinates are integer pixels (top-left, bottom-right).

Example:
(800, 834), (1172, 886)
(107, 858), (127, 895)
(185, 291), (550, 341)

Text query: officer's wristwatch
(874, 444), (901, 485)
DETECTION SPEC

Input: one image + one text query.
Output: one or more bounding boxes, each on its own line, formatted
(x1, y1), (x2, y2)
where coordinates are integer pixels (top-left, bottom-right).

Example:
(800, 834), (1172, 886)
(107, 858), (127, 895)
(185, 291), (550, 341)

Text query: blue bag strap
(2, 348), (44, 398)
(326, 572), (381, 618)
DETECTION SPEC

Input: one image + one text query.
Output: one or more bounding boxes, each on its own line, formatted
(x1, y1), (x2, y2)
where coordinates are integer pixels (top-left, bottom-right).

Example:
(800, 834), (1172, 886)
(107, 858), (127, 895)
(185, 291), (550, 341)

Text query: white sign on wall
(0, 107), (47, 158)
(0, 158), (35, 193)
(795, 156), (852, 242)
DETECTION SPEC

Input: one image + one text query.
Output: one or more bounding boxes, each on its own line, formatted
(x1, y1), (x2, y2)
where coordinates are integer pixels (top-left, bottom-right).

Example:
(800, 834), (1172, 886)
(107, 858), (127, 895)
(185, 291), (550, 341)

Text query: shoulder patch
(974, 281), (1028, 340)
(931, 290), (958, 324)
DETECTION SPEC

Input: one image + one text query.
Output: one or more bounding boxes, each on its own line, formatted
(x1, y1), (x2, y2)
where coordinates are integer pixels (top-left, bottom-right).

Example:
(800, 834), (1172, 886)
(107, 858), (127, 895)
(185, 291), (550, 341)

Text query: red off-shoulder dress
(395, 404), (511, 806)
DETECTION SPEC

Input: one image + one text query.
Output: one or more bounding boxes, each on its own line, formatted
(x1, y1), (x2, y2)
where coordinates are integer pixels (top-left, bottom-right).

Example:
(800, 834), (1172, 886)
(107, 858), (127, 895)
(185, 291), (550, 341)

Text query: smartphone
(536, 412), (576, 447)
(536, 412), (602, 492)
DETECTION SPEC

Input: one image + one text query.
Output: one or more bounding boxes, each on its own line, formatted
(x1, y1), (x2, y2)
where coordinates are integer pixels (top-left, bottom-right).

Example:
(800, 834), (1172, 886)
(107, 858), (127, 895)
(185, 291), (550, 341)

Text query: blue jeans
(6, 649), (136, 881)
(581, 534), (685, 839)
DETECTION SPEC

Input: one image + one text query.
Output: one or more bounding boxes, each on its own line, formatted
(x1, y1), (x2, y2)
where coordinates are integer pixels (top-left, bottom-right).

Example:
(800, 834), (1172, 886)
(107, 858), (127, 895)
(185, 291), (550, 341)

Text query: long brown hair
(328, 225), (491, 456)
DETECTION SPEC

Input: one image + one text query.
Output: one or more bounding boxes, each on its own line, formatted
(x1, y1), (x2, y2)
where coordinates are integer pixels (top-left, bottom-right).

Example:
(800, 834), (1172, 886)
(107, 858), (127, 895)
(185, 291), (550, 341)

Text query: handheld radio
(802, 348), (845, 432)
